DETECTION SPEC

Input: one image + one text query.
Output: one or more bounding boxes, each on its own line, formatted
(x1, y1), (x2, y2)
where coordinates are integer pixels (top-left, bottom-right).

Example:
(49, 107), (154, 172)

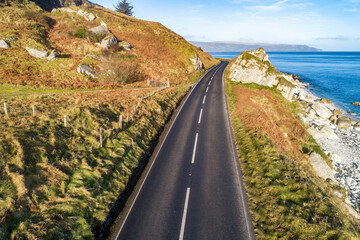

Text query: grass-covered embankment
(225, 79), (360, 239)
(0, 86), (188, 239)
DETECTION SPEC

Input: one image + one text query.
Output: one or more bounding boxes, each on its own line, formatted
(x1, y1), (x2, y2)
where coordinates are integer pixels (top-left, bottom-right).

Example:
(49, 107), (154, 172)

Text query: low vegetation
(226, 79), (360, 239)
(0, 86), (189, 239)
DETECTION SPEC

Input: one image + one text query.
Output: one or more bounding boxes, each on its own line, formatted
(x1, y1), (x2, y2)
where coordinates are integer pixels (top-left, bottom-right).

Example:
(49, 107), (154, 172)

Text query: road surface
(112, 62), (255, 240)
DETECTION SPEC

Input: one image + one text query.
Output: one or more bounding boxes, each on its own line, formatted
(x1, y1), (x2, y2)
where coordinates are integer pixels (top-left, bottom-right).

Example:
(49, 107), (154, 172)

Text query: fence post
(64, 115), (67, 127)
(4, 103), (8, 115)
(133, 106), (137, 115)
(127, 113), (129, 123)
(32, 105), (35, 117)
(99, 127), (103, 148)
(119, 115), (123, 129)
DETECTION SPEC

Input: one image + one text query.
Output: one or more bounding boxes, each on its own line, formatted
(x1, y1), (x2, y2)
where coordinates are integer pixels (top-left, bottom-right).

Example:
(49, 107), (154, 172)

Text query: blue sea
(210, 51), (360, 121)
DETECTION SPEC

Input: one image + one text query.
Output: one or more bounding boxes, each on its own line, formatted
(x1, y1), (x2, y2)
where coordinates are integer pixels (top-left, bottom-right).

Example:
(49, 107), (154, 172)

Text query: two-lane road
(112, 62), (255, 240)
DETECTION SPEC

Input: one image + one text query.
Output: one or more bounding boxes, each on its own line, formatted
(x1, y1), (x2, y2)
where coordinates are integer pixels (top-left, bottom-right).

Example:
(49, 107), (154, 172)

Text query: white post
(99, 128), (103, 148)
(32, 105), (35, 117)
(64, 115), (67, 127)
(133, 106), (136, 115)
(119, 115), (123, 129)
(4, 103), (8, 115)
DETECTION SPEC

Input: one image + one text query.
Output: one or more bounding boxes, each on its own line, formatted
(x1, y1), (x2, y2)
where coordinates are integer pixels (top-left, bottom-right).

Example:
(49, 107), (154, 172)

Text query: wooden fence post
(64, 115), (67, 127)
(126, 113), (129, 123)
(32, 105), (35, 117)
(99, 128), (103, 148)
(4, 103), (8, 115)
(119, 115), (123, 129)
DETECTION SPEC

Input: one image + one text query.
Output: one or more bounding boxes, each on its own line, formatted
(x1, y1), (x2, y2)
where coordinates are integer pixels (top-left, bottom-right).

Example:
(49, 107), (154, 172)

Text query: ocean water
(210, 51), (360, 121)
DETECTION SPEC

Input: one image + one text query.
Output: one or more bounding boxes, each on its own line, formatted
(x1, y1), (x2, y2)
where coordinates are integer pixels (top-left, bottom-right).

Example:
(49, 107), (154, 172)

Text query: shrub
(74, 26), (87, 39)
(87, 31), (107, 43)
(102, 61), (147, 85)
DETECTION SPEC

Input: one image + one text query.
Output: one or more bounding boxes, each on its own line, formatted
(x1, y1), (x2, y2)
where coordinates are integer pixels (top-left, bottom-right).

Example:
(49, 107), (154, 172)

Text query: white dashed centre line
(206, 87), (209, 93)
(202, 95), (206, 105)
(198, 108), (203, 124)
(191, 133), (199, 164)
(179, 188), (191, 240)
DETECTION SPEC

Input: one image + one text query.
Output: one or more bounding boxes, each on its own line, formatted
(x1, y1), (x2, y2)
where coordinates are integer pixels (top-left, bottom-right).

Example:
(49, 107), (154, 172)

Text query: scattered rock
(354, 122), (360, 131)
(310, 103), (333, 119)
(309, 152), (335, 181)
(308, 125), (339, 140)
(100, 20), (107, 28)
(333, 109), (343, 116)
(119, 41), (132, 51)
(352, 102), (360, 106)
(77, 64), (97, 78)
(96, 35), (118, 49)
(77, 10), (96, 21)
(336, 116), (352, 129)
(3, 37), (17, 42)
(316, 98), (332, 104)
(58, 7), (76, 13)
(0, 39), (10, 49)
(25, 47), (49, 59)
(47, 50), (58, 60)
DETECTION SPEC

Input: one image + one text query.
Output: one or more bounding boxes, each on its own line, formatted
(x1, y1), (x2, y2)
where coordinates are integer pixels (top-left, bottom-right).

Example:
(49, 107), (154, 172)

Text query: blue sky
(90, 0), (360, 51)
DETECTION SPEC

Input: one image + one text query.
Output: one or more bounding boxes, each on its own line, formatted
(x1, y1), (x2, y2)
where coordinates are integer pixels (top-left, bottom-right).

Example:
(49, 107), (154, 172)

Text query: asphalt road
(112, 62), (255, 240)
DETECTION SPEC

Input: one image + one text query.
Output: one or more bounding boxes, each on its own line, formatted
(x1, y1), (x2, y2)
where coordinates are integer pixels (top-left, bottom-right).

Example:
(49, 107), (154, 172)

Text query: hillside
(191, 41), (321, 52)
(0, 0), (217, 90)
(226, 49), (360, 239)
(0, 1), (218, 239)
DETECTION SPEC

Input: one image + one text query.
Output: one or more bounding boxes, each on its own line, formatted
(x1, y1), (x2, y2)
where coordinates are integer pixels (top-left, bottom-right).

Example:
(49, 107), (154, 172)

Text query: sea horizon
(209, 51), (360, 121)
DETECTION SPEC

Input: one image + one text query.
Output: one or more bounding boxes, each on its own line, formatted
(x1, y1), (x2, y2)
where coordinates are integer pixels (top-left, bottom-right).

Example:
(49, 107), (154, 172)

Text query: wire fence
(0, 87), (170, 148)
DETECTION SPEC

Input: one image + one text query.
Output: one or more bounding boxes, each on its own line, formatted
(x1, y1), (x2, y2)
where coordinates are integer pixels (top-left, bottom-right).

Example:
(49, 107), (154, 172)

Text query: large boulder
(0, 39), (10, 49)
(336, 116), (352, 129)
(77, 9), (96, 21)
(96, 35), (118, 49)
(26, 47), (49, 59)
(308, 125), (339, 140)
(309, 152), (335, 181)
(119, 41), (132, 51)
(190, 55), (204, 72)
(352, 102), (360, 106)
(87, 25), (110, 43)
(77, 64), (96, 78)
(47, 50), (58, 60)
(310, 103), (333, 119)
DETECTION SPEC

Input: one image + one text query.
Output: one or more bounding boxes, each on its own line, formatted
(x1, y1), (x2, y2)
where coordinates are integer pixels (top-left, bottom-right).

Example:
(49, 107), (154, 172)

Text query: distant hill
(190, 41), (321, 52)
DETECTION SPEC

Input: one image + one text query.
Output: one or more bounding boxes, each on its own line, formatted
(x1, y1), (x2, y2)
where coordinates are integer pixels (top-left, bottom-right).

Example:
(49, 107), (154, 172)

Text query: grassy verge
(0, 86), (189, 239)
(226, 80), (360, 239)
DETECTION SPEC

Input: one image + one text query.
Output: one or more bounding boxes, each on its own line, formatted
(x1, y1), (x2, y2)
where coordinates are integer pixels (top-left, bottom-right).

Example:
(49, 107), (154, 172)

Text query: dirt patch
(233, 86), (307, 156)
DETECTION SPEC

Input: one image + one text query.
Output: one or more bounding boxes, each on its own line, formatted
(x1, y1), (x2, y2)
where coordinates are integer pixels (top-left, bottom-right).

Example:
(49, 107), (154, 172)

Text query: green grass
(0, 86), (189, 239)
(226, 79), (360, 239)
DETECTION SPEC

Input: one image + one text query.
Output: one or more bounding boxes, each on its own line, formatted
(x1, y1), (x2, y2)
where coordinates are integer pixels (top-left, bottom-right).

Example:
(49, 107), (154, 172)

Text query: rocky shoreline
(229, 48), (360, 218)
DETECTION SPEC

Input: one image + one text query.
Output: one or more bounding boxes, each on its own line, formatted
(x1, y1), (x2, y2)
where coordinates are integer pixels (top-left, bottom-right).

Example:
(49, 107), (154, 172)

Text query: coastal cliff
(227, 48), (360, 238)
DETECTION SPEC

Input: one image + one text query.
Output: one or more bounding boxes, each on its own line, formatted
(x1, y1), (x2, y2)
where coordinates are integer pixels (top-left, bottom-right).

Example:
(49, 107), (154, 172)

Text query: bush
(87, 31), (107, 43)
(102, 61), (147, 85)
(74, 26), (87, 39)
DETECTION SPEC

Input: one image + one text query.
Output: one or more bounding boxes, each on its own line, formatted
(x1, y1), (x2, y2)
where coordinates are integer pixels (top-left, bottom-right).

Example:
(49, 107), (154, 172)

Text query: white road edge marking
(202, 95), (206, 105)
(191, 133), (199, 164)
(179, 188), (191, 240)
(198, 108), (203, 124)
(114, 65), (218, 240)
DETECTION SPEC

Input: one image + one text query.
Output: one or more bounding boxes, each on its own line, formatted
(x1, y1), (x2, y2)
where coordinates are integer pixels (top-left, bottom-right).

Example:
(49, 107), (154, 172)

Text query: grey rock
(47, 50), (58, 60)
(337, 116), (352, 129)
(77, 64), (97, 78)
(0, 39), (10, 49)
(190, 54), (204, 72)
(77, 10), (96, 21)
(119, 41), (132, 51)
(309, 152), (335, 181)
(26, 47), (49, 59)
(3, 37), (17, 42)
(310, 103), (333, 119)
(97, 35), (118, 49)
(88, 25), (110, 35)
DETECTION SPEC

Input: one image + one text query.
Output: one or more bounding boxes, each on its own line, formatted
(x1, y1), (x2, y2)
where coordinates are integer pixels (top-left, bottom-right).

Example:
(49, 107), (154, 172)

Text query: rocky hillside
(0, 0), (217, 90)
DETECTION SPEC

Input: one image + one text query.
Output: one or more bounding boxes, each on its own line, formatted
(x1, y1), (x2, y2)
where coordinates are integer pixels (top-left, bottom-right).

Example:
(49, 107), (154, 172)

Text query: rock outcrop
(352, 102), (360, 106)
(77, 64), (96, 78)
(190, 55), (204, 72)
(229, 48), (304, 101)
(310, 152), (335, 181)
(0, 39), (10, 49)
(96, 35), (118, 49)
(26, 47), (49, 59)
(77, 9), (96, 21)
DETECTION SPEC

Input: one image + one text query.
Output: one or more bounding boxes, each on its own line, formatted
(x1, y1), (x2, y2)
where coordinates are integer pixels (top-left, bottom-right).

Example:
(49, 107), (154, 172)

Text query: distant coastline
(191, 41), (321, 52)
